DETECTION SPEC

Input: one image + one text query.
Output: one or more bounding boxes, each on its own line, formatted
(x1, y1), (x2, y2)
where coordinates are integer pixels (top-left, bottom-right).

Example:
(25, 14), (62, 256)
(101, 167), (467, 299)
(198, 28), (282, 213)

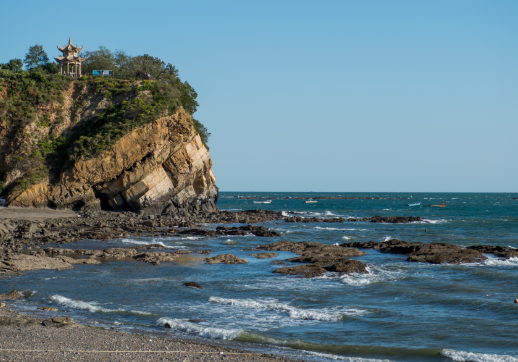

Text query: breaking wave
(441, 348), (518, 362)
(208, 296), (364, 321)
(156, 318), (242, 339)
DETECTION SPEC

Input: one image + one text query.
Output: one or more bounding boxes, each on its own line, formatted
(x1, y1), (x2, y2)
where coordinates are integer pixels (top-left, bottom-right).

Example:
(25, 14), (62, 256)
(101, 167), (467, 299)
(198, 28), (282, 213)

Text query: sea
(2, 192), (518, 362)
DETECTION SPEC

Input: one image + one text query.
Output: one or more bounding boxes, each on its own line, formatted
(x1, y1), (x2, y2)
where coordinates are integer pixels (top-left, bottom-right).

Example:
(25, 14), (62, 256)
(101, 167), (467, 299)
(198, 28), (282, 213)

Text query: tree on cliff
(24, 45), (49, 70)
(0, 59), (23, 72)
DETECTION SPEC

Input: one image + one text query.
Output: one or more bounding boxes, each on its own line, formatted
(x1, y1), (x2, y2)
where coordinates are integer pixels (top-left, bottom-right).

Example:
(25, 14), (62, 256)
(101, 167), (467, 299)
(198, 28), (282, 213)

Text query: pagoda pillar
(67, 63), (70, 75)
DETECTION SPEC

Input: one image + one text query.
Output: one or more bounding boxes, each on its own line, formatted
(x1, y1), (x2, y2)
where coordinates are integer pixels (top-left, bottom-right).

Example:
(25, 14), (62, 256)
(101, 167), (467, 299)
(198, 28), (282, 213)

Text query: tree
(24, 45), (49, 70)
(129, 55), (179, 80)
(0, 59), (23, 72)
(81, 46), (115, 75)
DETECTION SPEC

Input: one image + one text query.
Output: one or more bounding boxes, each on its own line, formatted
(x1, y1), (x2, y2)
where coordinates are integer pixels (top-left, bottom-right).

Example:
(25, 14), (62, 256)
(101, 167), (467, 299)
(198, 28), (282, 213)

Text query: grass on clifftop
(0, 70), (210, 196)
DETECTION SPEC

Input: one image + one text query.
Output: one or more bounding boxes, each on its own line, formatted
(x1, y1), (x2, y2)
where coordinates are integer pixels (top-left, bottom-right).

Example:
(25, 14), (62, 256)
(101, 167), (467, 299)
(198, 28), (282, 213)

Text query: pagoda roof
(57, 38), (83, 53)
(55, 56), (85, 62)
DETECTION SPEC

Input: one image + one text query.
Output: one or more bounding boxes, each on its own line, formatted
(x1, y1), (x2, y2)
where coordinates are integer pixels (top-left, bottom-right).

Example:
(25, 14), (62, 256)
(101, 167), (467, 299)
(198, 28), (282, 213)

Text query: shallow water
(3, 192), (518, 362)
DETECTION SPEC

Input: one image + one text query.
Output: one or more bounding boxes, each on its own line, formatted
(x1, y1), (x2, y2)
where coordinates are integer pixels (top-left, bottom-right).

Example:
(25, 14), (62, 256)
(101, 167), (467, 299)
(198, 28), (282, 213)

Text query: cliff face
(0, 76), (218, 216)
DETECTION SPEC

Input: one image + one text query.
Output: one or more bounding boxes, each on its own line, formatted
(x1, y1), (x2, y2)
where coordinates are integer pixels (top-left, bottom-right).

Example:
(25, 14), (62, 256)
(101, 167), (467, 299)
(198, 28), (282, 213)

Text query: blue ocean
(3, 192), (518, 362)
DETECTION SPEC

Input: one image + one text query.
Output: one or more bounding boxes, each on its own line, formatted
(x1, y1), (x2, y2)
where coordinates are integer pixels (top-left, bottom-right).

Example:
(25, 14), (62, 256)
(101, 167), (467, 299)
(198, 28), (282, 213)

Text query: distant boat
(406, 202), (421, 207)
(429, 202), (446, 207)
(253, 200), (272, 204)
(304, 199), (317, 204)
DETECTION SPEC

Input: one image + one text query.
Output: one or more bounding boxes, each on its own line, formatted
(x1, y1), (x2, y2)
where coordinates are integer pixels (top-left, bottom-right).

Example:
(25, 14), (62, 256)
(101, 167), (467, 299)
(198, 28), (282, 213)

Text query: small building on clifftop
(55, 38), (85, 77)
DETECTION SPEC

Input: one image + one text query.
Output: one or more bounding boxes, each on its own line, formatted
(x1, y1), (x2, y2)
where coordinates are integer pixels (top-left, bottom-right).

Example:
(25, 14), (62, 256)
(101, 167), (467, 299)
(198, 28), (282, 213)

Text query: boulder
(205, 254), (248, 264)
(255, 253), (279, 259)
(325, 259), (368, 274)
(0, 291), (23, 300)
(273, 264), (327, 278)
(183, 281), (203, 289)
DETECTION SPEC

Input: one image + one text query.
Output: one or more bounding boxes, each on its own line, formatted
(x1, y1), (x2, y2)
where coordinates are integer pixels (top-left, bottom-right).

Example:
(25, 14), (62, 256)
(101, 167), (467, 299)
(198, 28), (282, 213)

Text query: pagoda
(55, 38), (85, 77)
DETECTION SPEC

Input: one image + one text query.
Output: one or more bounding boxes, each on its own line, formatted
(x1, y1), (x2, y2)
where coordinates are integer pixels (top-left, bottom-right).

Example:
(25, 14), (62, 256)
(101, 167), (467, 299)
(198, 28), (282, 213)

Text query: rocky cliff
(0, 73), (218, 216)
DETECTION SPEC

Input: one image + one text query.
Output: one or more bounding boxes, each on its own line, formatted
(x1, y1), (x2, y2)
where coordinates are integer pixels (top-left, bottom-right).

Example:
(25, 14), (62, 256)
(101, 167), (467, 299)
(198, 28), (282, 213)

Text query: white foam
(342, 236), (352, 240)
(208, 296), (362, 321)
(484, 256), (518, 267)
(50, 295), (123, 313)
(421, 218), (449, 224)
(156, 318), (242, 339)
(121, 239), (166, 247)
(314, 227), (368, 231)
(441, 348), (518, 362)
(305, 351), (393, 362)
(383, 236), (393, 242)
(338, 266), (403, 287)
(224, 239), (238, 245)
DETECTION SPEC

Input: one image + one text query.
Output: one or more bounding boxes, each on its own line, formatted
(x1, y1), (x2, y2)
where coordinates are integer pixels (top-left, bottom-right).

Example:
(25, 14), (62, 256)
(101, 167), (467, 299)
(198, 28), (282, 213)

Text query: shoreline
(0, 304), (300, 362)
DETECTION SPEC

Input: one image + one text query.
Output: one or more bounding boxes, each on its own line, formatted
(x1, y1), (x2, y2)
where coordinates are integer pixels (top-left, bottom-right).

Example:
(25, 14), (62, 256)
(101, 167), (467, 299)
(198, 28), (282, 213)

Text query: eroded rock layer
(6, 108), (218, 215)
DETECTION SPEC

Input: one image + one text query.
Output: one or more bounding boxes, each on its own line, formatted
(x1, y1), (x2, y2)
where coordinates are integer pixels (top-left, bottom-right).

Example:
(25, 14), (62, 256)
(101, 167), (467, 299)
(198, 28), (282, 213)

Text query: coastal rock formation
(0, 253), (74, 274)
(284, 215), (422, 223)
(179, 225), (281, 238)
(5, 107), (218, 216)
(342, 239), (487, 264)
(205, 254), (248, 264)
(273, 264), (328, 278)
(255, 253), (278, 259)
(259, 240), (368, 278)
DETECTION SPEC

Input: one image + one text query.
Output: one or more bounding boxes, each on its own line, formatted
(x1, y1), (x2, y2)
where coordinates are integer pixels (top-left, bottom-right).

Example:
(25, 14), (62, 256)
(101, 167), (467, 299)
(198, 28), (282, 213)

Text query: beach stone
(0, 302), (5, 308)
(255, 253), (278, 259)
(38, 307), (59, 312)
(0, 316), (40, 327)
(271, 260), (285, 264)
(273, 264), (327, 278)
(0, 291), (23, 300)
(184, 281), (203, 289)
(52, 316), (72, 324)
(205, 254), (248, 264)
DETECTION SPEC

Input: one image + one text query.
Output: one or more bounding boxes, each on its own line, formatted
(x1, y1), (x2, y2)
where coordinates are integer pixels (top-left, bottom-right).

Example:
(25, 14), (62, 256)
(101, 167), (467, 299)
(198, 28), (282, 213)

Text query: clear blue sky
(1, 0), (517, 192)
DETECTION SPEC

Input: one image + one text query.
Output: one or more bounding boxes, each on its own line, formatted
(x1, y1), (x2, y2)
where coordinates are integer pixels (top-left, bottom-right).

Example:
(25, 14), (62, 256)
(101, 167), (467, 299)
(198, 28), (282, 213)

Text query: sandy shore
(0, 307), (294, 362)
(0, 206), (78, 221)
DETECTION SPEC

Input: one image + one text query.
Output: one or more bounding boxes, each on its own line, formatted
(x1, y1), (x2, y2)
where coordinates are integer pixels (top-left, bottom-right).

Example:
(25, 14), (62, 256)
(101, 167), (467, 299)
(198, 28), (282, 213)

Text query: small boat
(304, 199), (317, 204)
(406, 202), (421, 207)
(253, 200), (272, 204)
(429, 202), (446, 207)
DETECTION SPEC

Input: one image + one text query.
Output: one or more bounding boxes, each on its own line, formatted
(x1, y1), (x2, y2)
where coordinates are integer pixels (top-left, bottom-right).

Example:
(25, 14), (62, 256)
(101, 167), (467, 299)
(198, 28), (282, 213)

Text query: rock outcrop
(6, 108), (218, 216)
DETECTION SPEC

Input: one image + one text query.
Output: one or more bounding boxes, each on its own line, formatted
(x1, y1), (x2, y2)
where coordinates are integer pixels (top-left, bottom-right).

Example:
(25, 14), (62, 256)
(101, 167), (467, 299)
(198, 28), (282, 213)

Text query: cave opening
(71, 200), (85, 211)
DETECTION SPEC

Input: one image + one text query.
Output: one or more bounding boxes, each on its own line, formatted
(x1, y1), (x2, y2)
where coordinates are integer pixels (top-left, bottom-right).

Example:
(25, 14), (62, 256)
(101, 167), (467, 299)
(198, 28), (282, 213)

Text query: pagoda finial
(69, 37), (72, 44)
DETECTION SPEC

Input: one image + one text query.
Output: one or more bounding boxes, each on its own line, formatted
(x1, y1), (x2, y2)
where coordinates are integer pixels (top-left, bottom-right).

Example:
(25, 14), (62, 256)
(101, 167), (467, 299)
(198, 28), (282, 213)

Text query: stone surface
(205, 254), (248, 264)
(255, 253), (279, 259)
(183, 281), (203, 289)
(0, 291), (23, 301)
(5, 107), (218, 217)
(273, 264), (327, 278)
(0, 254), (74, 275)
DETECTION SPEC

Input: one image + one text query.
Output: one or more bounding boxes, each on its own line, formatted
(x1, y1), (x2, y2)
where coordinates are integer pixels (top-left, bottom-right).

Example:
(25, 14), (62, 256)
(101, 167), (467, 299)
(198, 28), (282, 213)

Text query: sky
(1, 0), (517, 192)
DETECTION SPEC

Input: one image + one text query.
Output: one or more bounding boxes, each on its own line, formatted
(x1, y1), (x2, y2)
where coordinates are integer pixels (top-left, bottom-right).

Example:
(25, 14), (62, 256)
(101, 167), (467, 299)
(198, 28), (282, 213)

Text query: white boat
(304, 199), (317, 204)
(253, 200), (272, 204)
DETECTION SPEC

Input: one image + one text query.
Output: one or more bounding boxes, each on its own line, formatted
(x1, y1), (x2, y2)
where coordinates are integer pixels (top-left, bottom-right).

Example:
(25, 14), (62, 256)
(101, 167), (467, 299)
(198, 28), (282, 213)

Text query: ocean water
(2, 192), (518, 362)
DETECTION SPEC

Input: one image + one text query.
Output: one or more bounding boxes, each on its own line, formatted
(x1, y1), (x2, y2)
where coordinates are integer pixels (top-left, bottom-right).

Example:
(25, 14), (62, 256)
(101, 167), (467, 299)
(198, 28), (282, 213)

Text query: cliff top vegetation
(0, 45), (210, 197)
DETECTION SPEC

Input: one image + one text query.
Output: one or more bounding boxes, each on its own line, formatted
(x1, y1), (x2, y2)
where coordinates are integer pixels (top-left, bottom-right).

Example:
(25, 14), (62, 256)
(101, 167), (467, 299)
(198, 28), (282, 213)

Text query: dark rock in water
(288, 255), (348, 266)
(179, 229), (217, 237)
(347, 216), (422, 223)
(255, 253), (279, 259)
(285, 217), (346, 223)
(325, 259), (368, 274)
(164, 322), (172, 328)
(407, 248), (485, 264)
(184, 281), (203, 289)
(343, 239), (486, 265)
(341, 241), (383, 249)
(217, 225), (280, 237)
(0, 291), (23, 301)
(271, 260), (285, 264)
(259, 241), (366, 260)
(205, 254), (248, 264)
(284, 215), (422, 224)
(259, 240), (322, 253)
(188, 319), (206, 323)
(468, 245), (518, 259)
(38, 307), (59, 312)
(273, 264), (327, 278)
